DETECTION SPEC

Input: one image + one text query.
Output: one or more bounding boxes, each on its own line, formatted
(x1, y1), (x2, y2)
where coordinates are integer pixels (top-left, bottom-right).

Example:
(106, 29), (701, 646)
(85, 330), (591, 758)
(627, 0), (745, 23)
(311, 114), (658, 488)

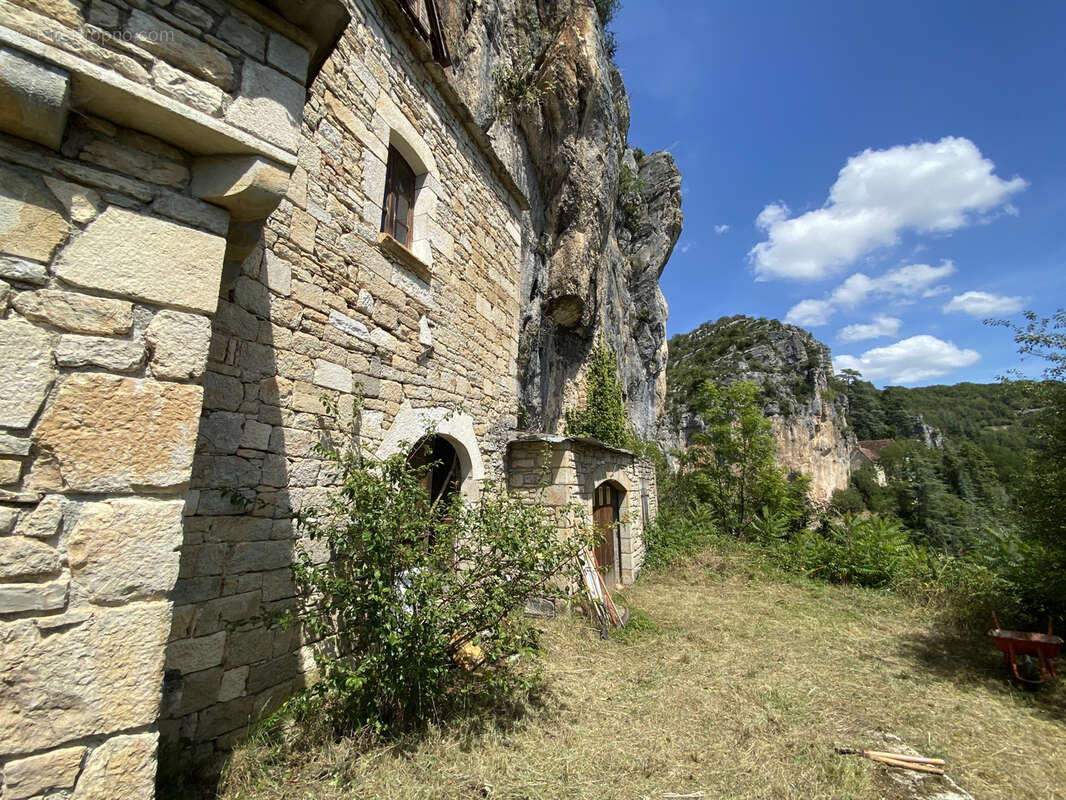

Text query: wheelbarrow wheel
(1017, 654), (1043, 687)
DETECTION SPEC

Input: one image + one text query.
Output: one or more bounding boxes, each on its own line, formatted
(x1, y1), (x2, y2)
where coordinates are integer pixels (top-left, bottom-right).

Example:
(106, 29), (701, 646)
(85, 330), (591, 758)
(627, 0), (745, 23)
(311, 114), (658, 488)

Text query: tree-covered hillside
(841, 377), (1040, 491)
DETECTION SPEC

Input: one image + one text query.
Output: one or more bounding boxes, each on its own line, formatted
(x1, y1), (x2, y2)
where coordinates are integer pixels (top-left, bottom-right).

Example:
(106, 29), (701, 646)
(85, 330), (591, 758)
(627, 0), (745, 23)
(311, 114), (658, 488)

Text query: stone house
(0, 0), (670, 793)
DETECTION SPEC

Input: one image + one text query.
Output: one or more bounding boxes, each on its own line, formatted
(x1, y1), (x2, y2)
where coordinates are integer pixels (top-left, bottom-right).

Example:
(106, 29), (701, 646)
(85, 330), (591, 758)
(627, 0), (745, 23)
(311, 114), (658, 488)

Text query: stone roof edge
(508, 433), (638, 458)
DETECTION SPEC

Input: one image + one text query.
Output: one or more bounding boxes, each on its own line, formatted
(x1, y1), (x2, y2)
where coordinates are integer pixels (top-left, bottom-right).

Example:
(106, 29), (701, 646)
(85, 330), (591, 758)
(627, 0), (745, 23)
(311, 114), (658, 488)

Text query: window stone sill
(376, 233), (431, 282)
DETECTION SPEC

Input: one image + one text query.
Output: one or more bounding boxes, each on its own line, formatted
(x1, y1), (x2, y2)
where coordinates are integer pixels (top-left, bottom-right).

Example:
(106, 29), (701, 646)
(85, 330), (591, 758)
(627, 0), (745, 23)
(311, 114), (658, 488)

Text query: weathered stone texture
(55, 334), (145, 371)
(146, 309), (214, 380)
(0, 579), (68, 614)
(68, 498), (184, 603)
(33, 375), (204, 492)
(13, 289), (133, 334)
(1, 745), (86, 800)
(0, 45), (70, 151)
(0, 536), (61, 579)
(73, 732), (157, 800)
(0, 602), (169, 755)
(126, 9), (235, 91)
(0, 316), (54, 429)
(54, 207), (226, 314)
(0, 165), (70, 262)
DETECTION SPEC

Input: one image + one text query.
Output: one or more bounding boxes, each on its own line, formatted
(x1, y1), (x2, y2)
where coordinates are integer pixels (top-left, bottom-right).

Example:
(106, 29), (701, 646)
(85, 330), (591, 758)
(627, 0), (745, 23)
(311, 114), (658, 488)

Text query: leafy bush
(783, 514), (917, 588)
(641, 503), (716, 571)
(679, 381), (809, 539)
(288, 439), (590, 736)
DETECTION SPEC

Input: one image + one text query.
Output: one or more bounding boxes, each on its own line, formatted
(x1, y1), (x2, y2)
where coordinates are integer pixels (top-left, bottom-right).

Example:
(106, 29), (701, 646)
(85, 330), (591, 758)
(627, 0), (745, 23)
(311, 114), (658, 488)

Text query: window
(381, 145), (416, 246)
(398, 0), (450, 66)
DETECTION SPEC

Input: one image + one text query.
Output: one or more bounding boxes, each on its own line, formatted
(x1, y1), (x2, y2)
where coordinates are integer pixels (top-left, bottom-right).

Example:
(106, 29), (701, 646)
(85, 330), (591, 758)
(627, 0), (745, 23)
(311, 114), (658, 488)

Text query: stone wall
(0, 115), (227, 800)
(0, 0), (335, 793)
(159, 0), (527, 760)
(507, 436), (653, 585)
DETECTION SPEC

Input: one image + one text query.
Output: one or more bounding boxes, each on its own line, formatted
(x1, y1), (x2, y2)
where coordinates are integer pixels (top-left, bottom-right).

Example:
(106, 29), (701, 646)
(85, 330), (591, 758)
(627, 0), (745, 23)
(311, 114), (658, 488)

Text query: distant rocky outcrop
(437, 1), (683, 439)
(665, 316), (856, 505)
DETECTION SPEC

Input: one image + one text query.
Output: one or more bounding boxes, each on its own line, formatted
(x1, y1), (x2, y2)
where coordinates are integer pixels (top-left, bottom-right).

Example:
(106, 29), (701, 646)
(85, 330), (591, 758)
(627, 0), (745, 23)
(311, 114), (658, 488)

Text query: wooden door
(592, 484), (620, 588)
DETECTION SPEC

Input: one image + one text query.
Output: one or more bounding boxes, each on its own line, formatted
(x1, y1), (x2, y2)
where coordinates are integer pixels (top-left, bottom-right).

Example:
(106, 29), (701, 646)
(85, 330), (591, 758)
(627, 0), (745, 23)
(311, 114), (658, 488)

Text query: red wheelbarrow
(990, 612), (1063, 685)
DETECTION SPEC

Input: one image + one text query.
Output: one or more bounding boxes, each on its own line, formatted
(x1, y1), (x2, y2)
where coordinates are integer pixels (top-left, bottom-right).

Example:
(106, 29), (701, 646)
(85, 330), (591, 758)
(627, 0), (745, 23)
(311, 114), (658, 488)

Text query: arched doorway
(592, 482), (625, 589)
(408, 435), (462, 509)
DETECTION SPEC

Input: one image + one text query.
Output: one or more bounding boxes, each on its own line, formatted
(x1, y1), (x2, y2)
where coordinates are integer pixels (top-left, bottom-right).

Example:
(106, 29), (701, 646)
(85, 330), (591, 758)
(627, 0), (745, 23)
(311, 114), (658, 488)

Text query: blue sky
(613, 0), (1066, 386)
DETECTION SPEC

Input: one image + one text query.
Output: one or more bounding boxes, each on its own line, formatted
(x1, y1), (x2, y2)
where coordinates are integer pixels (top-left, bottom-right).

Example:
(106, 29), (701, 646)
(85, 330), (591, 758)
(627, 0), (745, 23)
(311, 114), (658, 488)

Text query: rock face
(666, 316), (856, 505)
(437, 1), (683, 439)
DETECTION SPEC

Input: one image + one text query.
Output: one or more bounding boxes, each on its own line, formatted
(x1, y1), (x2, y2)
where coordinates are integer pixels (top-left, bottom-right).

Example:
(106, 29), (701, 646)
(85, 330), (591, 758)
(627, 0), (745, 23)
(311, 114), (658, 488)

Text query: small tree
(288, 436), (591, 736)
(990, 310), (1066, 620)
(681, 381), (806, 538)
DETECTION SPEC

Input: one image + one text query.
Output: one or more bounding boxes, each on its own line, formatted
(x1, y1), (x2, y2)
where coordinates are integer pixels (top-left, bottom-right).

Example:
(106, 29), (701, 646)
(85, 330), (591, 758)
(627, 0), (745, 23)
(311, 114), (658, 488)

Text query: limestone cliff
(437, 0), (682, 439)
(666, 316), (856, 505)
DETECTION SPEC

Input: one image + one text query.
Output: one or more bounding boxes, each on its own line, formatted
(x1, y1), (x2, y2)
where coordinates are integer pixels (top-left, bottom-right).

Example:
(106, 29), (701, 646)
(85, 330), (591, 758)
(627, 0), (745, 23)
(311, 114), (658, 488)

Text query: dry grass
(219, 547), (1066, 800)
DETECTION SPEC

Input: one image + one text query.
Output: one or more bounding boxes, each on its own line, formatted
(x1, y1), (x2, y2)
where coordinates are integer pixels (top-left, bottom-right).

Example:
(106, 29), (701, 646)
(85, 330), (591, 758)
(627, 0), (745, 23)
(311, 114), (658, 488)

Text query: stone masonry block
(1, 745), (86, 800)
(55, 334), (145, 371)
(165, 630), (226, 673)
(0, 602), (170, 755)
(225, 61), (305, 154)
(33, 374), (204, 492)
(67, 497), (184, 603)
(0, 536), (61, 579)
(0, 316), (54, 428)
(54, 206), (226, 314)
(73, 732), (157, 800)
(126, 9), (234, 90)
(145, 309), (213, 380)
(13, 289), (132, 335)
(0, 578), (68, 614)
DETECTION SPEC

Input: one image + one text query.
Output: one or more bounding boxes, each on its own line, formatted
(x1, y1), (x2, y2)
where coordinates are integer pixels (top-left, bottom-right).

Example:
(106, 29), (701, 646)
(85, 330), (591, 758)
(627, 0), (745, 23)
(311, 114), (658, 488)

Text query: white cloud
(943, 290), (1024, 317)
(785, 299), (835, 327)
(714, 224), (730, 235)
(749, 137), (1026, 281)
(756, 202), (790, 230)
(834, 335), (980, 384)
(785, 260), (955, 327)
(831, 261), (955, 307)
(837, 315), (902, 342)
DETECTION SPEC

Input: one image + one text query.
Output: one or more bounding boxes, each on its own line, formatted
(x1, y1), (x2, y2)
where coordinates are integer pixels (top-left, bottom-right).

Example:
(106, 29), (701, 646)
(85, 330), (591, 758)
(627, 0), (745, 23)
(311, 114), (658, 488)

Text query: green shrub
(783, 514), (917, 588)
(566, 339), (632, 449)
(288, 439), (591, 736)
(641, 504), (717, 571)
(830, 487), (865, 514)
(495, 52), (554, 115)
(616, 163), (644, 231)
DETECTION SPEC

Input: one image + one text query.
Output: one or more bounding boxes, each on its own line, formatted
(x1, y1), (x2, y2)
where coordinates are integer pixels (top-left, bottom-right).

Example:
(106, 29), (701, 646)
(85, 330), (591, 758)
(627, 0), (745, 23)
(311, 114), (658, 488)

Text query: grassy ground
(219, 547), (1066, 800)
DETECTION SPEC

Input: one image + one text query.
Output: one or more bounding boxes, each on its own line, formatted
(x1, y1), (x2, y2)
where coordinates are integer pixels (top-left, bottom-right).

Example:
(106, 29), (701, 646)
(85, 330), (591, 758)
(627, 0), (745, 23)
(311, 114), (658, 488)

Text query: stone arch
(377, 403), (485, 499)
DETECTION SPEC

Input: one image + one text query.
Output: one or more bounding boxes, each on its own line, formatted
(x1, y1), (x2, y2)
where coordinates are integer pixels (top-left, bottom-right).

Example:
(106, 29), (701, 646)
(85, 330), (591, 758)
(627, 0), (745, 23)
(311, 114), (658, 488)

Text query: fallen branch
(836, 747), (946, 775)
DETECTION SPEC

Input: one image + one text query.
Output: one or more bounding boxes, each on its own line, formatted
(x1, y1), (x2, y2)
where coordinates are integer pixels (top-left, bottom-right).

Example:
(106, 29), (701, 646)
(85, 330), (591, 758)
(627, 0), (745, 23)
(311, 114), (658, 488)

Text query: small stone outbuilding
(508, 435), (655, 588)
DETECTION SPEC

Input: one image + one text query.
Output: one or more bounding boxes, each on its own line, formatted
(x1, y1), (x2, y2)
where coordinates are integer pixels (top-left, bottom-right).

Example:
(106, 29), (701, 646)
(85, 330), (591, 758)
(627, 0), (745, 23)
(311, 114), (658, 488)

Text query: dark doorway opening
(408, 435), (462, 509)
(592, 482), (624, 589)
